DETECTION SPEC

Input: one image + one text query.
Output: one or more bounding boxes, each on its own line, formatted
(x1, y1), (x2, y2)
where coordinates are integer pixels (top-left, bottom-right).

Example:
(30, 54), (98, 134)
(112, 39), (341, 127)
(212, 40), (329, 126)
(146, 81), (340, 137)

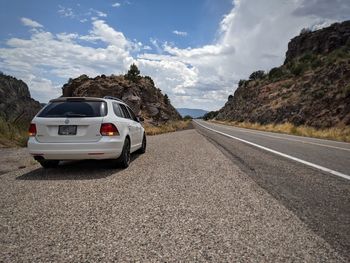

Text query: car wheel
(118, 137), (131, 169)
(39, 160), (59, 169)
(138, 134), (146, 154)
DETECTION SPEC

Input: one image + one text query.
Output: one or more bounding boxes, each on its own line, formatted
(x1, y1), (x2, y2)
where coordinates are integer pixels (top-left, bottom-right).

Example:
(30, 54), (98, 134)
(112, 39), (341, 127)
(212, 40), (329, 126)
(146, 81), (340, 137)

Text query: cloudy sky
(0, 0), (349, 110)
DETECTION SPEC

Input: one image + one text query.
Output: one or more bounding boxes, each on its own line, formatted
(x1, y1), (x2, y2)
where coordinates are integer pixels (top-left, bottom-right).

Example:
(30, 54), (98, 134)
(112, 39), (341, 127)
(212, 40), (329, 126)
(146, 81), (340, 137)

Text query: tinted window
(119, 104), (132, 119)
(112, 102), (124, 118)
(38, 101), (107, 118)
(127, 106), (138, 121)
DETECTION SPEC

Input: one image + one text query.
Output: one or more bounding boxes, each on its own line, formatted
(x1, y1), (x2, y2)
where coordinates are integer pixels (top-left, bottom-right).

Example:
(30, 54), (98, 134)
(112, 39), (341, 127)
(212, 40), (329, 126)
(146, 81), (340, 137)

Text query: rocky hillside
(62, 72), (181, 123)
(285, 21), (350, 63)
(216, 20), (350, 128)
(0, 73), (41, 124)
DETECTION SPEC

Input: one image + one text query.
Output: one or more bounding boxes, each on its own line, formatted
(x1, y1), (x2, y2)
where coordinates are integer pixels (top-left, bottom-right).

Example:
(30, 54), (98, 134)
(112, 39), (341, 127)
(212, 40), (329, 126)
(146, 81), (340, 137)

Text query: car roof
(50, 97), (128, 106)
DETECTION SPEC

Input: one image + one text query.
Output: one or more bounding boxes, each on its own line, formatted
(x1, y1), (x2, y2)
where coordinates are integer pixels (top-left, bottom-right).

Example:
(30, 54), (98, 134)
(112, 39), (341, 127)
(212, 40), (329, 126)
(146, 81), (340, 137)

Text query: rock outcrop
(216, 20), (350, 128)
(62, 74), (181, 123)
(0, 73), (41, 124)
(285, 21), (350, 63)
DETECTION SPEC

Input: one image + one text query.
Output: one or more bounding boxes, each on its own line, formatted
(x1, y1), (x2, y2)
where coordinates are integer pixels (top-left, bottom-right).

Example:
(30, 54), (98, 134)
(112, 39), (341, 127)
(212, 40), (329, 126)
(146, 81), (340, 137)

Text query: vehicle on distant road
(27, 96), (146, 169)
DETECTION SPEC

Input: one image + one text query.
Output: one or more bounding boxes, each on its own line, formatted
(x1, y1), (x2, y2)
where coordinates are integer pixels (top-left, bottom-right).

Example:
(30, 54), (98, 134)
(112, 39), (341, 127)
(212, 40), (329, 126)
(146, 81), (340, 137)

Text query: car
(27, 96), (146, 169)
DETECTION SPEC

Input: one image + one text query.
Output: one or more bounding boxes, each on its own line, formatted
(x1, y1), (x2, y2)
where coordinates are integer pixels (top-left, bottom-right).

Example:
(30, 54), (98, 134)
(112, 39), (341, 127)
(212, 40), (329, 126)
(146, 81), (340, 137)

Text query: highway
(194, 119), (350, 259)
(1, 126), (349, 261)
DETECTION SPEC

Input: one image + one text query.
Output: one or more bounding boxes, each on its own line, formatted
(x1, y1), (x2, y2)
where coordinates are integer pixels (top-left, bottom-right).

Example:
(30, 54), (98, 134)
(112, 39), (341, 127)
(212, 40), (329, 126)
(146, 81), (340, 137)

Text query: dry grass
(0, 119), (28, 148)
(144, 120), (192, 136)
(210, 120), (350, 143)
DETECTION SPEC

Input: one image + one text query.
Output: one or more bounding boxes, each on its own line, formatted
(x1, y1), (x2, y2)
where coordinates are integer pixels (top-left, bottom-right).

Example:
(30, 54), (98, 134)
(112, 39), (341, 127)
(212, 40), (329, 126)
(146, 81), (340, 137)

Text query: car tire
(39, 160), (59, 169)
(117, 137), (131, 169)
(137, 133), (146, 154)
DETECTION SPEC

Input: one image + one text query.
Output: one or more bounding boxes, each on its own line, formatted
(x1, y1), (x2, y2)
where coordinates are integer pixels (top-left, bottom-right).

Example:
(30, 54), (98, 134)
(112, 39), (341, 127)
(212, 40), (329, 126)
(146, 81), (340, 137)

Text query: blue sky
(0, 0), (349, 110)
(0, 0), (232, 49)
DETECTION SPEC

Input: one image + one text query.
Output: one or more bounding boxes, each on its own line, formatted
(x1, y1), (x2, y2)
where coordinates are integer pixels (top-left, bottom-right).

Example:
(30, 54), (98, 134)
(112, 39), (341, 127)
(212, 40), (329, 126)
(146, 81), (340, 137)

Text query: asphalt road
(1, 129), (347, 262)
(194, 120), (350, 176)
(194, 119), (350, 259)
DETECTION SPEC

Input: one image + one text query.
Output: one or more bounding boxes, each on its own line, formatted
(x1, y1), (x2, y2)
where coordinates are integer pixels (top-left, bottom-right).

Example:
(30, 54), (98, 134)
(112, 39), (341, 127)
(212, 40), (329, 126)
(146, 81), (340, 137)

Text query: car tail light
(100, 123), (119, 136)
(28, 123), (37, 136)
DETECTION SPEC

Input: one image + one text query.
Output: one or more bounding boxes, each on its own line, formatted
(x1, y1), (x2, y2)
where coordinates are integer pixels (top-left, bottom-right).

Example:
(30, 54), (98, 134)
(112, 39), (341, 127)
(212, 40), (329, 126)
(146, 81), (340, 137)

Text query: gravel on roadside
(0, 147), (35, 175)
(0, 130), (345, 262)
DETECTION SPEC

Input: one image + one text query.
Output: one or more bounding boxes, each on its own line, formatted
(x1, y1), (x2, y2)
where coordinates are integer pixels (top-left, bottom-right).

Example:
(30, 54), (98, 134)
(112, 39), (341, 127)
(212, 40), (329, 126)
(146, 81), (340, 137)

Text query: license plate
(58, 125), (77, 135)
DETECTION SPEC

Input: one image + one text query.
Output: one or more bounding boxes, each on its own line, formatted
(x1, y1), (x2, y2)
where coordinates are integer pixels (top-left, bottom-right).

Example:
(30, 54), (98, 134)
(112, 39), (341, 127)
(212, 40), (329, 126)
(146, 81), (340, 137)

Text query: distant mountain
(176, 108), (208, 118)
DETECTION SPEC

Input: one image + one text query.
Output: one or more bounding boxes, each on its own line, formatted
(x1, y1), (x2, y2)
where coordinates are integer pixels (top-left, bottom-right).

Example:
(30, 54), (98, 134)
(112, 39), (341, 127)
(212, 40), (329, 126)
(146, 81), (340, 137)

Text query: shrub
(164, 94), (170, 104)
(300, 28), (312, 35)
(313, 89), (325, 99)
(249, 70), (266, 80)
(268, 67), (285, 80)
(238, 79), (247, 87)
(144, 75), (155, 86)
(343, 84), (350, 98)
(0, 118), (29, 147)
(311, 58), (322, 69)
(281, 82), (292, 89)
(291, 63), (306, 76)
(299, 52), (315, 63)
(203, 110), (219, 120)
(183, 115), (192, 121)
(325, 47), (350, 64)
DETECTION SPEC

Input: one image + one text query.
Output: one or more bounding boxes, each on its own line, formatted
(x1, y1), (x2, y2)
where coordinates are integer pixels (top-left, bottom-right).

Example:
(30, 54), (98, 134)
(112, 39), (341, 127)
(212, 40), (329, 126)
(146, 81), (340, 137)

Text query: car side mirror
(137, 116), (144, 122)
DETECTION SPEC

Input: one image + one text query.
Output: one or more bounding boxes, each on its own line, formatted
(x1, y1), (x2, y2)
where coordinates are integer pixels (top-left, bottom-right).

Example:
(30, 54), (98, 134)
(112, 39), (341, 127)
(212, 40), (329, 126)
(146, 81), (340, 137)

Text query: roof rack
(103, 96), (125, 103)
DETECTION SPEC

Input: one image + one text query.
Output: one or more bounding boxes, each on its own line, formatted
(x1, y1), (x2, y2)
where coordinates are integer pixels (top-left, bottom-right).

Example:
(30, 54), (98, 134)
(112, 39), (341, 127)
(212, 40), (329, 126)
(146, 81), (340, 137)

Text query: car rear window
(38, 101), (107, 118)
(127, 106), (138, 121)
(119, 104), (132, 120)
(112, 102), (124, 118)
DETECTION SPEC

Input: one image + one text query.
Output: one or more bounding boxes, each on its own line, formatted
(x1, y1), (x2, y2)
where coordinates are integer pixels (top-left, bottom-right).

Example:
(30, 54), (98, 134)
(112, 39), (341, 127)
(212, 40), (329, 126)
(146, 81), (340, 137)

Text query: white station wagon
(28, 96), (146, 169)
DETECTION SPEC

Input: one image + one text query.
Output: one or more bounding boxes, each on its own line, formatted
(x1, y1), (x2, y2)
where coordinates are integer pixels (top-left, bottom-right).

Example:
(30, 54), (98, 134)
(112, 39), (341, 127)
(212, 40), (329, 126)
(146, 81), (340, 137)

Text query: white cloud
(96, 10), (107, 17)
(172, 30), (188, 36)
(2, 1), (349, 109)
(56, 33), (79, 42)
(137, 0), (349, 110)
(20, 17), (43, 28)
(88, 8), (108, 18)
(82, 20), (129, 48)
(112, 2), (121, 7)
(58, 5), (75, 18)
(149, 38), (162, 53)
(0, 19), (134, 102)
(293, 0), (350, 20)
(25, 75), (61, 103)
(58, 5), (108, 21)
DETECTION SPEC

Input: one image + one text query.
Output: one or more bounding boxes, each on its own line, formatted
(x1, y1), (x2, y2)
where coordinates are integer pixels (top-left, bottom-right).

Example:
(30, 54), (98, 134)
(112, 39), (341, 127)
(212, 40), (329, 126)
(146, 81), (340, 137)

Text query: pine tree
(125, 63), (141, 82)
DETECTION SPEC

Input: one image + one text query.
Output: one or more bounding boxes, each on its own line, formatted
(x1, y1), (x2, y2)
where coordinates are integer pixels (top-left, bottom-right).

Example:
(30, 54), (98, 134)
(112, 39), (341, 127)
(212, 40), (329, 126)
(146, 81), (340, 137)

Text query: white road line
(211, 123), (350, 152)
(194, 120), (350, 181)
(213, 122), (350, 146)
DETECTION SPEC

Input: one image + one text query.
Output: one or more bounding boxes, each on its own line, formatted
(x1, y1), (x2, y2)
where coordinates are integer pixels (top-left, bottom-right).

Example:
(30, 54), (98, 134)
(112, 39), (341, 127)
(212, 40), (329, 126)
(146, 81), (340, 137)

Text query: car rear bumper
(27, 137), (124, 160)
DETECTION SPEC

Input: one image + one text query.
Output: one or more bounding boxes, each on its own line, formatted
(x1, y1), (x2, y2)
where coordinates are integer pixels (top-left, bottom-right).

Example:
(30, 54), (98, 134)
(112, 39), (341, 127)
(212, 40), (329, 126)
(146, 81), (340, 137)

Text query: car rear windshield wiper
(45, 114), (63, 117)
(65, 113), (88, 117)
